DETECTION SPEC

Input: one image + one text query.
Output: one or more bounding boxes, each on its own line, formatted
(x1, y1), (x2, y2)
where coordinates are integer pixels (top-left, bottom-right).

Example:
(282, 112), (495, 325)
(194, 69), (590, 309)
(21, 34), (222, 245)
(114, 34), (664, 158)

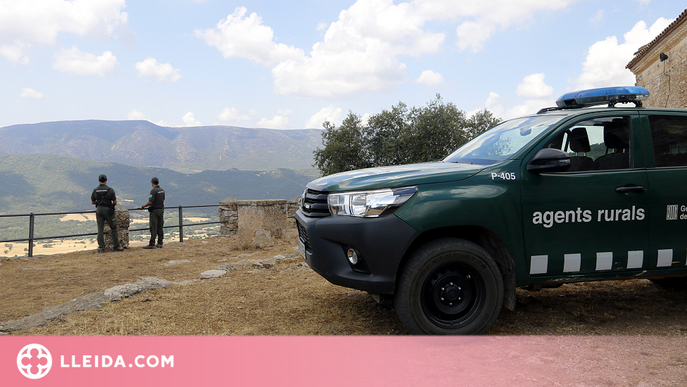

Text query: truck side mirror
(527, 148), (571, 173)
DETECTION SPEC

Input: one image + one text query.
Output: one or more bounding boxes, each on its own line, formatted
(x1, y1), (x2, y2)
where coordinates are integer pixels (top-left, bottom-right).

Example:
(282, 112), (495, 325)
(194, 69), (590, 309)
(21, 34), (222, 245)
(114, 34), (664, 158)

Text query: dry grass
(1, 232), (404, 335)
(6, 234), (687, 385)
(2, 231), (687, 336)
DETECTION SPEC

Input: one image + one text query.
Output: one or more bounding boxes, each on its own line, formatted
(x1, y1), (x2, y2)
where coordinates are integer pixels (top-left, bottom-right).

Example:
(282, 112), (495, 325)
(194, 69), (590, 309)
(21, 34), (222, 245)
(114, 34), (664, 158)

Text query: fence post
(178, 205), (184, 243)
(28, 213), (35, 258)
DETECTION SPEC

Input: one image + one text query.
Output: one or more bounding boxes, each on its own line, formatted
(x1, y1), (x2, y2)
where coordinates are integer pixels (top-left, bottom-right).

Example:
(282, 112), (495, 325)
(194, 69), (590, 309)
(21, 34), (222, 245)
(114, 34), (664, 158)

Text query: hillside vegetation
(0, 154), (313, 215)
(0, 120), (322, 172)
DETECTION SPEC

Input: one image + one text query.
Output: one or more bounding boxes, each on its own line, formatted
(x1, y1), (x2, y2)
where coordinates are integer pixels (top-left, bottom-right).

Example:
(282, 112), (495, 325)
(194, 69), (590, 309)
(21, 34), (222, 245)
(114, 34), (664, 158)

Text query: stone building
(626, 9), (687, 109)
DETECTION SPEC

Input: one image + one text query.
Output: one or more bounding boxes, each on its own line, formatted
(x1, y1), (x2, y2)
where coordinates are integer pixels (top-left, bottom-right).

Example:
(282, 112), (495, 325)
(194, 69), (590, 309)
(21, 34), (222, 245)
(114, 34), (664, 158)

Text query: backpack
(97, 188), (114, 208)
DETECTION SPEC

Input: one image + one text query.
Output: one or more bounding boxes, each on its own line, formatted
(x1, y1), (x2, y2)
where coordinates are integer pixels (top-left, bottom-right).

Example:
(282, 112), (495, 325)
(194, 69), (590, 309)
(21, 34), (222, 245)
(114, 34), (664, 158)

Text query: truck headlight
(328, 187), (417, 217)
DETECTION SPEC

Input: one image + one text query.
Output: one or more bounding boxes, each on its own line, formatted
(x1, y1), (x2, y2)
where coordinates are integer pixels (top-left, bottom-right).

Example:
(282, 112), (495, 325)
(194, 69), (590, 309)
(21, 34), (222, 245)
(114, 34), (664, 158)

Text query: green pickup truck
(295, 86), (687, 334)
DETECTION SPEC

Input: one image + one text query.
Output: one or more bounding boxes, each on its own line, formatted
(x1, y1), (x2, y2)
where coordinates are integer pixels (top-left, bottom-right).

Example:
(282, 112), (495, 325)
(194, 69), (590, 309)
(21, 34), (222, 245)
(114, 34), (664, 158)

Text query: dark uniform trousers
(96, 206), (120, 249)
(149, 208), (164, 246)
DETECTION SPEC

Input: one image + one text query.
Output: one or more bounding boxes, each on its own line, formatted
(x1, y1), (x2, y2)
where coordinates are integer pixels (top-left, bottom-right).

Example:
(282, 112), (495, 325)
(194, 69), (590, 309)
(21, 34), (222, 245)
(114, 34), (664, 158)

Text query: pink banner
(2, 336), (686, 386)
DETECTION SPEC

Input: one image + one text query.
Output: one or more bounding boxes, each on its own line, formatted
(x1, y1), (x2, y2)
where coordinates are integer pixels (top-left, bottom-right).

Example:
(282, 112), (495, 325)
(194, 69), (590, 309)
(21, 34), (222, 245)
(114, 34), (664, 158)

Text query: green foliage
(313, 115), (372, 176)
(313, 95), (501, 175)
(366, 102), (410, 166)
(404, 95), (468, 162)
(464, 109), (501, 140)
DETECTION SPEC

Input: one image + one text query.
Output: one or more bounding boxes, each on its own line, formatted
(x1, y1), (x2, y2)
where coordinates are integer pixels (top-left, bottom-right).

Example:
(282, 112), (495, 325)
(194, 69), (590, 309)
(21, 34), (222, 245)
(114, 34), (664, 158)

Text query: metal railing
(0, 205), (222, 257)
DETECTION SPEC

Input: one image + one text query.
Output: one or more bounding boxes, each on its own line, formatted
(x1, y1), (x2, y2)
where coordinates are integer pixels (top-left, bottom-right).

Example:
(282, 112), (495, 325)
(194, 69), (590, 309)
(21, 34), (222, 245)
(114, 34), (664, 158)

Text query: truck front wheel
(395, 238), (504, 335)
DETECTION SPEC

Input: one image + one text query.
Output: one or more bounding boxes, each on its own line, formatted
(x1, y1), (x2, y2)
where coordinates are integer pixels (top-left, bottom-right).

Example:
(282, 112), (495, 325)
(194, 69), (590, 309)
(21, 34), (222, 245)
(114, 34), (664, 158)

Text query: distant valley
(0, 154), (314, 216)
(0, 121), (324, 244)
(0, 120), (323, 172)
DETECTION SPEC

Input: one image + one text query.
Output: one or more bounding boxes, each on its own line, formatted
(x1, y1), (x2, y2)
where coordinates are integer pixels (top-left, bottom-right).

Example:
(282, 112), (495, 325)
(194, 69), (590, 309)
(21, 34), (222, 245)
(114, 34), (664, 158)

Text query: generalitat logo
(17, 343), (53, 379)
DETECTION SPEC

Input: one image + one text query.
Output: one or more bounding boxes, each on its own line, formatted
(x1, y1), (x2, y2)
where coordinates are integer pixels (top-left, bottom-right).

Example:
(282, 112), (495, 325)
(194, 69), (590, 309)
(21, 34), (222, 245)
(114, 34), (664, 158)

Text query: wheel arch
(397, 226), (517, 311)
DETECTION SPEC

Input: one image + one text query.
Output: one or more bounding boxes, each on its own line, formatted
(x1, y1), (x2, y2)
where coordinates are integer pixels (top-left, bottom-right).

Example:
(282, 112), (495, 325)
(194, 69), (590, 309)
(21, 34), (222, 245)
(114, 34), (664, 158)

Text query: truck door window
(544, 116), (632, 171)
(648, 115), (687, 167)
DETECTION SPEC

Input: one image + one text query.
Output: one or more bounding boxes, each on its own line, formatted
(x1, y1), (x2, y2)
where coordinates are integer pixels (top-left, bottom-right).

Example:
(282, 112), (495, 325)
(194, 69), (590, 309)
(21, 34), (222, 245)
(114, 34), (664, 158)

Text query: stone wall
(238, 199), (287, 248)
(218, 197), (238, 237)
(219, 198), (289, 249)
(287, 196), (300, 229)
(103, 204), (130, 249)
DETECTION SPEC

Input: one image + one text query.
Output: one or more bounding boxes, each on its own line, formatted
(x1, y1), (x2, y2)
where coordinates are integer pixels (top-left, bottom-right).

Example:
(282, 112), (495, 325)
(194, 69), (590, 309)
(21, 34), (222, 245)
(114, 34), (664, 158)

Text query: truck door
(644, 113), (687, 276)
(520, 113), (649, 281)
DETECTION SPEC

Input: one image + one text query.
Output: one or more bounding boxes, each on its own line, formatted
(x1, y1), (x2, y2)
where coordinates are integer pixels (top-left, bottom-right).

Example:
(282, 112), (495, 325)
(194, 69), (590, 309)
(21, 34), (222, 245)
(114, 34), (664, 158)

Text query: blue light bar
(555, 86), (650, 108)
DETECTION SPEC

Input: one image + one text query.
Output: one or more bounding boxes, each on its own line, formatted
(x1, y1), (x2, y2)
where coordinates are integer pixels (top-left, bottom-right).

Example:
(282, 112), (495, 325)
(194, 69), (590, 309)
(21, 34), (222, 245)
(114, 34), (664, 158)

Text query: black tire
(650, 277), (687, 289)
(394, 238), (504, 335)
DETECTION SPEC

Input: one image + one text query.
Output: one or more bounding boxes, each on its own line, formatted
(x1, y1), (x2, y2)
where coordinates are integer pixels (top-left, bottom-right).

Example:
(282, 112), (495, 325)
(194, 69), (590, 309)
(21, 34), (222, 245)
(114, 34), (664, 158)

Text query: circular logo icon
(17, 344), (52, 380)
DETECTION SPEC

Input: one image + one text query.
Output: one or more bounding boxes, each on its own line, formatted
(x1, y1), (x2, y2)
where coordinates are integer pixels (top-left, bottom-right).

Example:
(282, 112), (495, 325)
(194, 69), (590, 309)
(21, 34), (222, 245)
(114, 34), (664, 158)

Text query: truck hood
(307, 162), (482, 192)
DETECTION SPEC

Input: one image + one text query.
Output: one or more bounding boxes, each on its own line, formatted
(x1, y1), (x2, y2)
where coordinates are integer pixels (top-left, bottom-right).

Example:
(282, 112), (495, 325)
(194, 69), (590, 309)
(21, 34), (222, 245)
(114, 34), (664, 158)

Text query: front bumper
(295, 209), (419, 294)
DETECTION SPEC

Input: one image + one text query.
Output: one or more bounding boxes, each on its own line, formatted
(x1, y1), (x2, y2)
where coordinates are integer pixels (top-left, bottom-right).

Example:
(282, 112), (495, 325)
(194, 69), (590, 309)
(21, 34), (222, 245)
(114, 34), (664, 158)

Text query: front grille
(300, 189), (330, 217)
(297, 221), (311, 251)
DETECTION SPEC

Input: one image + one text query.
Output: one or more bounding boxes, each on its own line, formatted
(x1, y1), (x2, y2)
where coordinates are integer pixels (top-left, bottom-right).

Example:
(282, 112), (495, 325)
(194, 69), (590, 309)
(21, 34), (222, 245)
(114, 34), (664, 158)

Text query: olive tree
(313, 113), (371, 176)
(313, 96), (501, 176)
(404, 95), (468, 163)
(464, 109), (501, 140)
(366, 102), (410, 166)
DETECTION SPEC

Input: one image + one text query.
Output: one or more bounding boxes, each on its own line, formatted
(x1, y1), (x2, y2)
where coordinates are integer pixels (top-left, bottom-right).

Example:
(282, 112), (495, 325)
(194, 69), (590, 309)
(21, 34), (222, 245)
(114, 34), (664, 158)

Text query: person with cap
(138, 177), (166, 249)
(91, 174), (123, 253)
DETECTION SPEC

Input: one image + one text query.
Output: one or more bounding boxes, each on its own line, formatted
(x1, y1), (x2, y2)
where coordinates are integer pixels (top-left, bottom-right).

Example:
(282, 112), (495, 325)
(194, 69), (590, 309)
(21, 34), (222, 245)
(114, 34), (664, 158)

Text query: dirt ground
(2, 232), (687, 384)
(2, 231), (687, 336)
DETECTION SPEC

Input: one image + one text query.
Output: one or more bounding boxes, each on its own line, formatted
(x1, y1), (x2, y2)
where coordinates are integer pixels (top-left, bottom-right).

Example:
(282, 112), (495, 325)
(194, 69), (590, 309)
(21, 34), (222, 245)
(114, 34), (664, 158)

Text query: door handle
(615, 186), (646, 194)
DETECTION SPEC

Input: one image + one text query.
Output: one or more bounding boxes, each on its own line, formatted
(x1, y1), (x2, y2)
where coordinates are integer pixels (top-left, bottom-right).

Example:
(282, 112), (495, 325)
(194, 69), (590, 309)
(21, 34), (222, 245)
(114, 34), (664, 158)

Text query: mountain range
(0, 120), (323, 172)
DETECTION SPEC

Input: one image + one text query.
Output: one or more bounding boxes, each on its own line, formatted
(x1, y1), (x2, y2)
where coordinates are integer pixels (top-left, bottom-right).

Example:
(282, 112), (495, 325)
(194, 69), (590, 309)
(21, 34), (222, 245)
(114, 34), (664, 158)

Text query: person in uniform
(138, 177), (166, 249)
(91, 174), (123, 252)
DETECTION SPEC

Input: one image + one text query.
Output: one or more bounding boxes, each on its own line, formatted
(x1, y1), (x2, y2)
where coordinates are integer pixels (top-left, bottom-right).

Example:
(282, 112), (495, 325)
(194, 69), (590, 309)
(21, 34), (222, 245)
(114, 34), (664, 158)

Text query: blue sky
(1, 0), (684, 129)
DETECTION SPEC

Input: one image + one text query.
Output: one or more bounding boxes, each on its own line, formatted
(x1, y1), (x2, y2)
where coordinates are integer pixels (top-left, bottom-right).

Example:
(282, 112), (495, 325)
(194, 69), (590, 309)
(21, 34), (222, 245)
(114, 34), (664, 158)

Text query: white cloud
(182, 112), (201, 127)
(516, 73), (554, 99)
(197, 1), (579, 99)
(361, 113), (372, 127)
(305, 105), (343, 129)
(481, 73), (556, 120)
(52, 47), (118, 76)
(272, 1), (445, 98)
(590, 10), (604, 26)
(483, 91), (549, 120)
(0, 43), (31, 64)
(479, 16), (673, 121)
(218, 107), (250, 122)
(572, 17), (672, 90)
(455, 20), (496, 52)
(414, 70), (444, 86)
(485, 92), (501, 109)
(135, 58), (182, 82)
(482, 91), (505, 118)
(194, 7), (304, 66)
(410, 0), (575, 52)
(257, 109), (292, 129)
(127, 109), (146, 120)
(154, 120), (173, 127)
(277, 0), (577, 97)
(20, 87), (45, 99)
(0, 0), (127, 63)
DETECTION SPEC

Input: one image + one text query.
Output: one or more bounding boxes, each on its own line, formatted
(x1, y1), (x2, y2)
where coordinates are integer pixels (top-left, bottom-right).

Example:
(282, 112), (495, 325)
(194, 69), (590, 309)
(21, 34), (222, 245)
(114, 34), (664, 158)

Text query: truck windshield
(443, 115), (564, 165)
